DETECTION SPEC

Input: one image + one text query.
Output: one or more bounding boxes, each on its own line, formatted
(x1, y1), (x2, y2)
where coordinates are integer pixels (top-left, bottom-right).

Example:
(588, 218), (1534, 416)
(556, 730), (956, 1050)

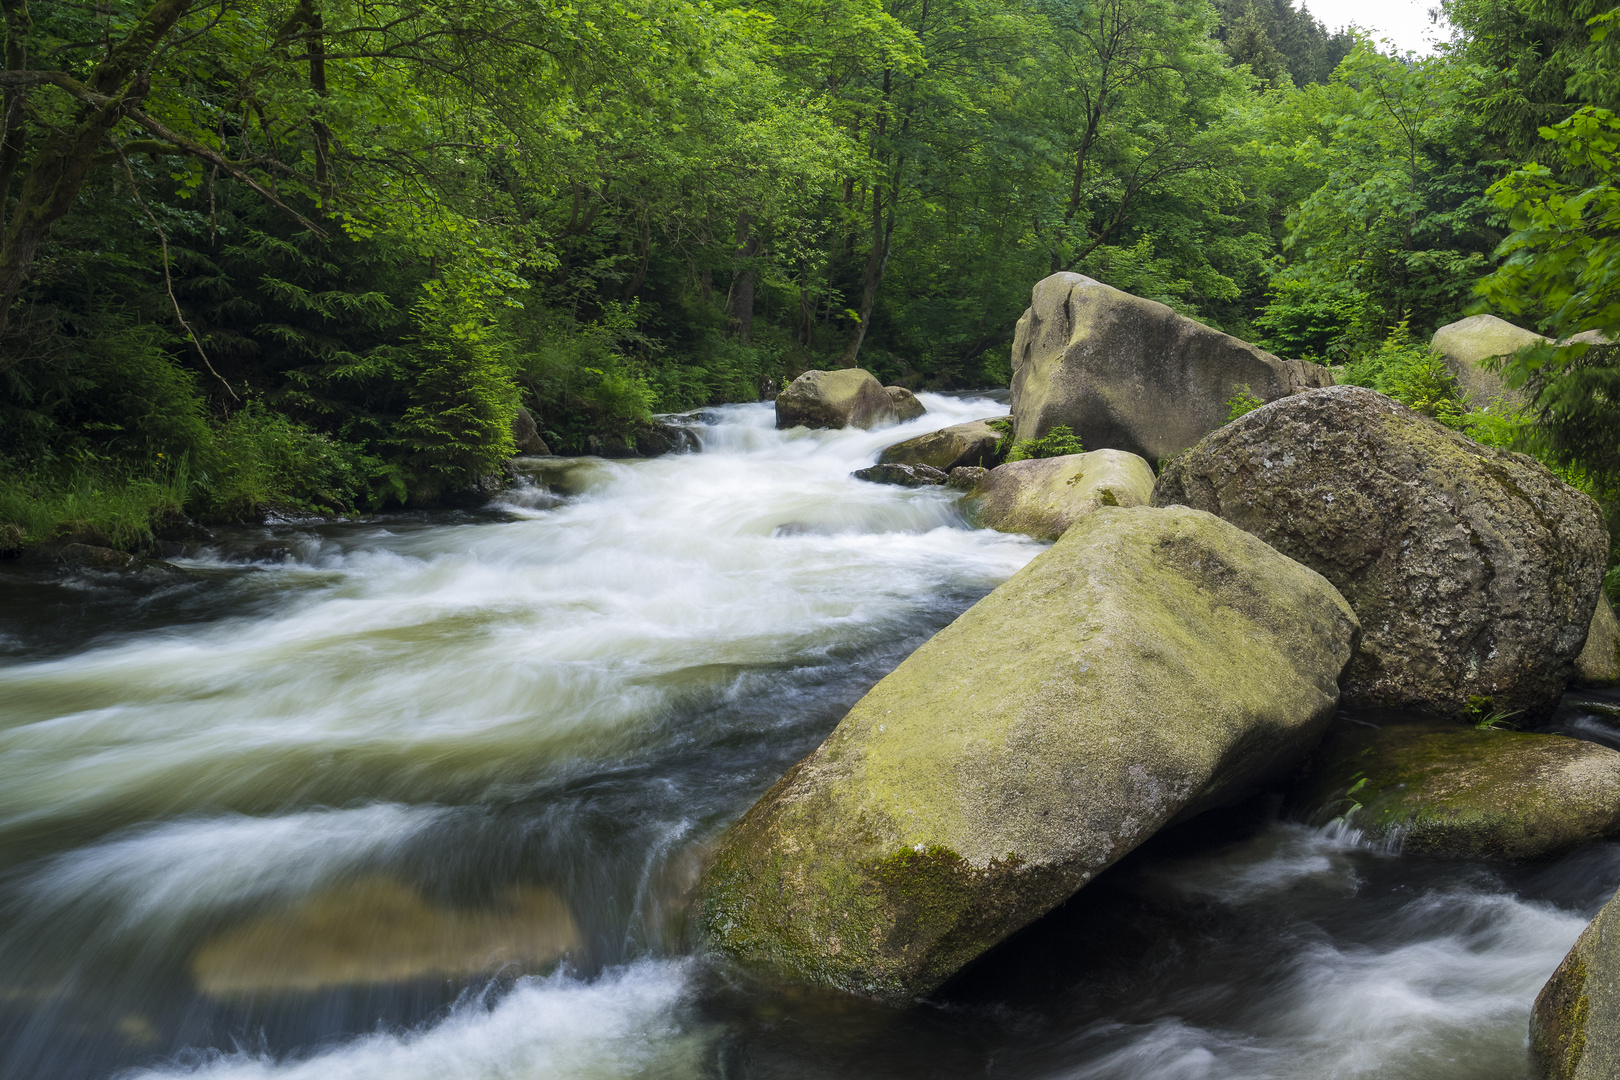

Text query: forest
(0, 0), (1615, 591)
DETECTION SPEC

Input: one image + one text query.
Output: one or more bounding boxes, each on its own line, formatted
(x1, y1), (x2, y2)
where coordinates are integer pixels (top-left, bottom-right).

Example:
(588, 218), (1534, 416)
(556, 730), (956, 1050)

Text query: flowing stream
(1, 393), (1616, 1080)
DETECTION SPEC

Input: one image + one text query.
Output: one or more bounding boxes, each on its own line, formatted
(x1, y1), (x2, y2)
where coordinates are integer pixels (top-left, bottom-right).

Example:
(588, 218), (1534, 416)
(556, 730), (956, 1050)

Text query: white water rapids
(0, 393), (1611, 1079)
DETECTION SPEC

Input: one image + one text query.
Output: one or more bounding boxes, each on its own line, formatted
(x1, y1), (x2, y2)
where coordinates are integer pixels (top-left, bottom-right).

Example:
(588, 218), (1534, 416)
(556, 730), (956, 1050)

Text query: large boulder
(1532, 885), (1620, 1080)
(1429, 314), (1540, 413)
(699, 505), (1359, 1003)
(963, 449), (1154, 540)
(877, 418), (1006, 472)
(1153, 386), (1608, 720)
(1575, 598), (1620, 687)
(776, 369), (899, 430)
(885, 386), (927, 422)
(1007, 273), (1330, 463)
(1299, 720), (1620, 859)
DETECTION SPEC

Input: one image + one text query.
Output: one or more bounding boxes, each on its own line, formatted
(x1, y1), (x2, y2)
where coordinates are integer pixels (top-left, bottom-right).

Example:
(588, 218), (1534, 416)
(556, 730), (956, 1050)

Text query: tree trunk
(838, 184), (894, 367)
(724, 210), (760, 344)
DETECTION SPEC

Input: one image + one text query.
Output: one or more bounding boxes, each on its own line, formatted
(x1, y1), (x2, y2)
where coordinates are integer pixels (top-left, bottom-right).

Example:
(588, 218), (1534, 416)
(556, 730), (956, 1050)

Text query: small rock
(776, 369), (899, 430)
(1575, 598), (1620, 687)
(878, 418), (1005, 472)
(964, 449), (1155, 540)
(58, 543), (136, 570)
(0, 523), (21, 557)
(1298, 719), (1620, 859)
(947, 466), (988, 490)
(512, 407), (551, 456)
(884, 386), (927, 422)
(852, 463), (947, 487)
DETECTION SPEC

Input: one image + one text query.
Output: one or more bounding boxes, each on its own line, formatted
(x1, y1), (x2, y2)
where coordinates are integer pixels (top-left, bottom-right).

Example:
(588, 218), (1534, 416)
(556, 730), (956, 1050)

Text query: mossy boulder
(1153, 386), (1609, 720)
(885, 386), (928, 422)
(963, 448), (1154, 540)
(1298, 720), (1620, 859)
(0, 523), (21, 556)
(776, 369), (899, 430)
(1533, 884), (1620, 1079)
(1429, 314), (1541, 413)
(698, 505), (1359, 1002)
(1575, 598), (1620, 688)
(1007, 272), (1331, 462)
(877, 418), (1005, 472)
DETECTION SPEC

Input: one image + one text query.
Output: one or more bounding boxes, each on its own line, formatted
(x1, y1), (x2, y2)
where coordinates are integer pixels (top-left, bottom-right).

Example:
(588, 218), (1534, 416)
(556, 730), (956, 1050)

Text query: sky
(1302, 0), (1452, 54)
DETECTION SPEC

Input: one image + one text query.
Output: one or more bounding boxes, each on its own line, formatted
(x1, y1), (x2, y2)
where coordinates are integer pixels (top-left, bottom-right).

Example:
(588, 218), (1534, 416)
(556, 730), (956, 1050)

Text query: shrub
(1226, 384), (1266, 421)
(1005, 425), (1085, 462)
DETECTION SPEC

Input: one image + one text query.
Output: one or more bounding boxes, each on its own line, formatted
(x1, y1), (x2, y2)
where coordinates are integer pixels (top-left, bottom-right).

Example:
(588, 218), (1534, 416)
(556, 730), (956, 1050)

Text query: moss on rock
(699, 505), (1358, 1002)
(1532, 886), (1620, 1079)
(1299, 720), (1620, 859)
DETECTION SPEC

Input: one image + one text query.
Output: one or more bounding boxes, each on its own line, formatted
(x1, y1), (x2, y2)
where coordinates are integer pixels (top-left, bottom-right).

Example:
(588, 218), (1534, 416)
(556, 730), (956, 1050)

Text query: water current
(2, 393), (1618, 1080)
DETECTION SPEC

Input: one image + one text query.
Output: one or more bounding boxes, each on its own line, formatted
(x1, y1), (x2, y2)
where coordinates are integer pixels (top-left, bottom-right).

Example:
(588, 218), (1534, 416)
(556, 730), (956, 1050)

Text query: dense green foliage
(0, 0), (1614, 594)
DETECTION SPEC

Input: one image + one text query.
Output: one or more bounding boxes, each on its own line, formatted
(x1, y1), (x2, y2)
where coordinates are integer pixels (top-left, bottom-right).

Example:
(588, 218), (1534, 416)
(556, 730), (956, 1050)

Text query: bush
(1226, 384), (1266, 421)
(200, 403), (384, 519)
(1339, 319), (1467, 429)
(397, 315), (519, 496)
(1005, 425), (1085, 462)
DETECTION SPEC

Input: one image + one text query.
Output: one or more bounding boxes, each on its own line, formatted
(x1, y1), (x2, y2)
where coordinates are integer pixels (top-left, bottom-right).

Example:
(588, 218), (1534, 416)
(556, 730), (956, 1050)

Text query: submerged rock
(963, 449), (1154, 540)
(1153, 385), (1608, 720)
(776, 369), (898, 430)
(1008, 272), (1330, 462)
(885, 386), (928, 422)
(1533, 884), (1620, 1079)
(190, 876), (579, 995)
(877, 418), (1005, 472)
(1299, 720), (1620, 859)
(698, 505), (1358, 1003)
(512, 407), (552, 456)
(852, 463), (948, 487)
(1575, 599), (1620, 688)
(57, 543), (136, 570)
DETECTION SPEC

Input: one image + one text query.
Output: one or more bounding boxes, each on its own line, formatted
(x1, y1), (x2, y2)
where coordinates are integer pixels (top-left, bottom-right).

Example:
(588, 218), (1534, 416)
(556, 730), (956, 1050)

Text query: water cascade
(0, 393), (1613, 1079)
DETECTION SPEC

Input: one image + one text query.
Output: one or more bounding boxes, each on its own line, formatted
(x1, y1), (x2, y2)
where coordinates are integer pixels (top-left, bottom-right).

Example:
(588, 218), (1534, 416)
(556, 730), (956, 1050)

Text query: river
(0, 393), (1615, 1080)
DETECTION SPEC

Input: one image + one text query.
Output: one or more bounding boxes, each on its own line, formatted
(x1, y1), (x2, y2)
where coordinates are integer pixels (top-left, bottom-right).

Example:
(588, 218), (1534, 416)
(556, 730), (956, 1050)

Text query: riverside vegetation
(0, 0), (1616, 592)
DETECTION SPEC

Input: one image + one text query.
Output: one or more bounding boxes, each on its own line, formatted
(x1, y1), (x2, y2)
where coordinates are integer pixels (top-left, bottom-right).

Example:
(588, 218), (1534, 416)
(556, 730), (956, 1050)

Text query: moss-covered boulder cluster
(699, 505), (1358, 1002)
(1534, 885), (1620, 1080)
(706, 279), (1620, 1042)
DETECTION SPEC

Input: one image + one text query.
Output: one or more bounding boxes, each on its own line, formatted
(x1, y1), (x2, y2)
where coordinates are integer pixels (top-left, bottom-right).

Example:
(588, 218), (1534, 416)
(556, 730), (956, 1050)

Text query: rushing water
(0, 394), (1615, 1080)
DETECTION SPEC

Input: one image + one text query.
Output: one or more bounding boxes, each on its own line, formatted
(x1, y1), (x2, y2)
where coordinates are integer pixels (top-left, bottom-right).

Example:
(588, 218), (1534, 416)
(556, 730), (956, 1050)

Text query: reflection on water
(0, 395), (1613, 1079)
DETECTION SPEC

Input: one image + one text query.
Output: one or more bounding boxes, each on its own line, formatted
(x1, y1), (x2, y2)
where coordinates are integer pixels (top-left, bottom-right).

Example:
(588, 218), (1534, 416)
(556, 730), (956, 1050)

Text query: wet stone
(852, 463), (948, 487)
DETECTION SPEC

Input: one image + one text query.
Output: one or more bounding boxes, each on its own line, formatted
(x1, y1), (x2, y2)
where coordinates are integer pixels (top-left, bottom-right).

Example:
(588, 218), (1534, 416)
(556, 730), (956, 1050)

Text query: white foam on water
(13, 804), (450, 934)
(0, 395), (1037, 831)
(122, 960), (708, 1080)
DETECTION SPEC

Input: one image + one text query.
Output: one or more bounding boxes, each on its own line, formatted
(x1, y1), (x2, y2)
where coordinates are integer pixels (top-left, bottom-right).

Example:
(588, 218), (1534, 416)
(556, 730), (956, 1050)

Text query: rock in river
(776, 369), (899, 430)
(877, 418), (1005, 472)
(1154, 385), (1609, 720)
(1298, 719), (1620, 859)
(885, 386), (928, 422)
(1533, 883), (1620, 1080)
(852, 463), (947, 487)
(963, 448), (1154, 540)
(1007, 272), (1330, 462)
(698, 505), (1359, 1002)
(1575, 598), (1620, 688)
